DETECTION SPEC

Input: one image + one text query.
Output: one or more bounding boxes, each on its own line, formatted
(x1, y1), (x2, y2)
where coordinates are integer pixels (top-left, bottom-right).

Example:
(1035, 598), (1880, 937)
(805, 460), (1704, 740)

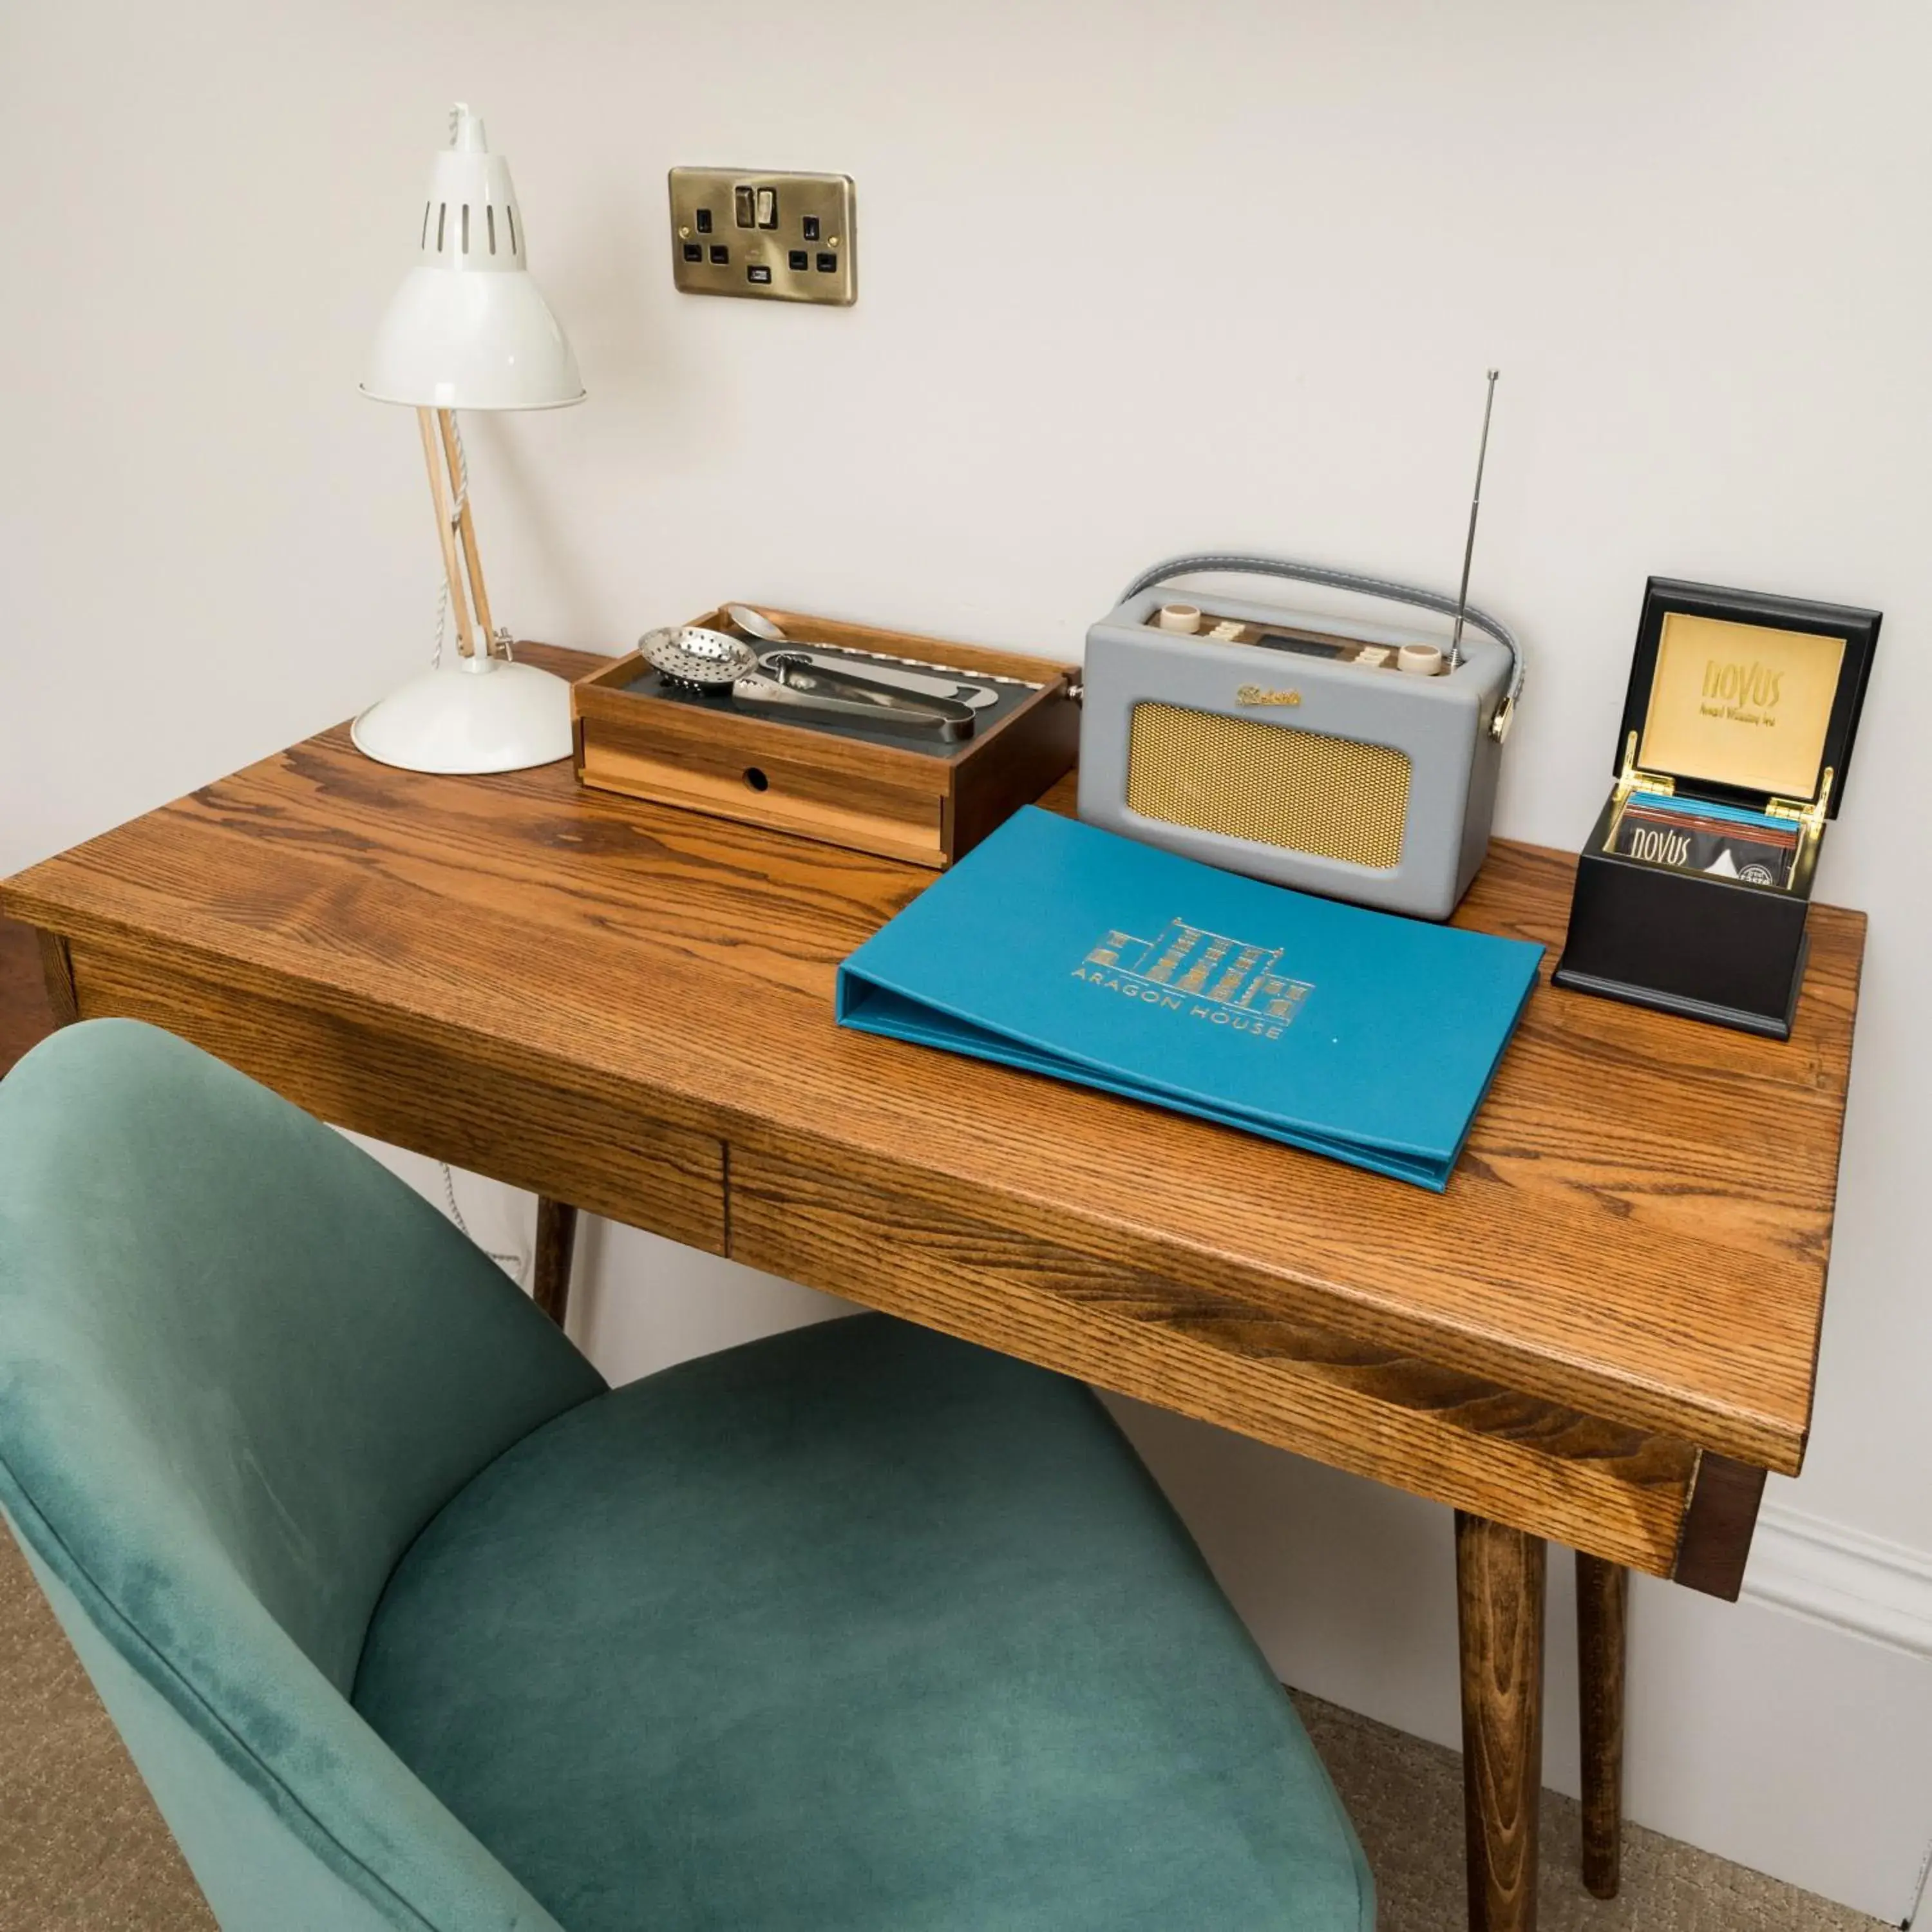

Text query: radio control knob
(1155, 603), (1203, 634)
(1397, 644), (1446, 677)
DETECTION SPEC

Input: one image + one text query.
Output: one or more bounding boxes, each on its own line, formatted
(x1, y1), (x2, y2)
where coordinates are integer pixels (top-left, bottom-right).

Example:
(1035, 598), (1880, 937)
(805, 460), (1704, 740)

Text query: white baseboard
(1745, 1502), (1932, 1662)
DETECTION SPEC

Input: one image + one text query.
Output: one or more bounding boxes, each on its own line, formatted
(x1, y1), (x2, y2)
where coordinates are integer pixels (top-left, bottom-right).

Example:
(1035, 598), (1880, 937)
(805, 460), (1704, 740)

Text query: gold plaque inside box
(1637, 612), (1846, 802)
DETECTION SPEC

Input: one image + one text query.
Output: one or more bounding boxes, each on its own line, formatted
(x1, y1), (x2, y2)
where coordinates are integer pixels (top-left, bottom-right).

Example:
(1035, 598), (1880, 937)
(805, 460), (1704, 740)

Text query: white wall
(7, 1), (1932, 1916)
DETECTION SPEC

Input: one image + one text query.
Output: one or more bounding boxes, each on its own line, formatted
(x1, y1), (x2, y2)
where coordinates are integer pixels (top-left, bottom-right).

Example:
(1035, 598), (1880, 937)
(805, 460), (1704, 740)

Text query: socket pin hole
(743, 767), (770, 792)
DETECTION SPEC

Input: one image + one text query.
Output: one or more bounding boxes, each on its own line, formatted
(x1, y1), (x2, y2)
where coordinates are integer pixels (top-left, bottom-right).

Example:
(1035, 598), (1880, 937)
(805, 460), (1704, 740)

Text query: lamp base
(352, 657), (574, 774)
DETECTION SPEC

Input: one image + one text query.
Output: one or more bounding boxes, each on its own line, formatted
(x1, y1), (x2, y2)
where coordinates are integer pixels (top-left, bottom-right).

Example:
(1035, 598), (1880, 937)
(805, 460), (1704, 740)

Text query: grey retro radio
(1077, 553), (1525, 921)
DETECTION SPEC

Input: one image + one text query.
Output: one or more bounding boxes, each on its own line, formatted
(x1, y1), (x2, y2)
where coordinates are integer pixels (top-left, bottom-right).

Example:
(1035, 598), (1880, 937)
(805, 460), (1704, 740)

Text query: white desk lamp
(355, 104), (584, 773)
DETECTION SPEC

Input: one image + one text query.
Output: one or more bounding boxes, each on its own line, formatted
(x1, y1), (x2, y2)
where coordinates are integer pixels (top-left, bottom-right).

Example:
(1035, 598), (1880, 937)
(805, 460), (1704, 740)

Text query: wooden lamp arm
(437, 407), (497, 647)
(417, 406), (477, 659)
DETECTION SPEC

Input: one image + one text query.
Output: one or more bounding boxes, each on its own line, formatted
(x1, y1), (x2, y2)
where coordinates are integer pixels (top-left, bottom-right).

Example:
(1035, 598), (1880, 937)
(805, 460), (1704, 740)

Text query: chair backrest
(0, 1019), (607, 1930)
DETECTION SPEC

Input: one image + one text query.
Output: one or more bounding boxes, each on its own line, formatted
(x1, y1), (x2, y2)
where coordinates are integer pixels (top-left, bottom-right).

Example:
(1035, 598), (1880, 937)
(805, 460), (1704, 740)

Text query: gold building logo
(1072, 919), (1313, 1040)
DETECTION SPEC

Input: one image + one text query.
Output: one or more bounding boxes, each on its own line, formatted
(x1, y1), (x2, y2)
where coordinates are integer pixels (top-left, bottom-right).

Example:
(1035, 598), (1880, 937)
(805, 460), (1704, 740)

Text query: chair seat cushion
(352, 1314), (1371, 1932)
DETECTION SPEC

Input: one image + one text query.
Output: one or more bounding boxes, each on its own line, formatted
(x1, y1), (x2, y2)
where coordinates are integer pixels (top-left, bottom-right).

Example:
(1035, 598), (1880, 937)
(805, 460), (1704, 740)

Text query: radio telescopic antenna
(1449, 368), (1500, 671)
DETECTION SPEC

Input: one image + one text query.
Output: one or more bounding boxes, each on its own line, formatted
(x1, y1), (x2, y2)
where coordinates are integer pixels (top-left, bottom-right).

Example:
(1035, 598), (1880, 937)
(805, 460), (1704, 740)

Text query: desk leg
(533, 1199), (578, 1329)
(1577, 1553), (1627, 1899)
(35, 931), (78, 1028)
(1457, 1511), (1546, 1932)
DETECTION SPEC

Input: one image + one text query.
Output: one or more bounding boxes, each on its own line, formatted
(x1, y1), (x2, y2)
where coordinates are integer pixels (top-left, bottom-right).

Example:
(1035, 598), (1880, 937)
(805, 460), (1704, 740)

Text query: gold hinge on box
(1612, 730), (1675, 806)
(1766, 766), (1834, 842)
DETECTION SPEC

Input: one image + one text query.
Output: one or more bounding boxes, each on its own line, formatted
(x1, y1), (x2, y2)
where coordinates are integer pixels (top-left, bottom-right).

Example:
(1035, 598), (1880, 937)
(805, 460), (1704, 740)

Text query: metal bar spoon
(639, 626), (975, 741)
(724, 606), (1001, 710)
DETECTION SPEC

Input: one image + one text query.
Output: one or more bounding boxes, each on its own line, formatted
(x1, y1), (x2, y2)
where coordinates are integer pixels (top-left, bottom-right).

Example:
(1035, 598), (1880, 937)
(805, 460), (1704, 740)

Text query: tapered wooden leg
(533, 1198), (578, 1328)
(1577, 1553), (1628, 1899)
(1457, 1512), (1546, 1932)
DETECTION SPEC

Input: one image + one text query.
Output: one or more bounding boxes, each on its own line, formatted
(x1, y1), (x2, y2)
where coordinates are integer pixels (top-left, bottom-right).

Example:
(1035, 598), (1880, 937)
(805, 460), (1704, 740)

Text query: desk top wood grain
(2, 647), (1862, 1476)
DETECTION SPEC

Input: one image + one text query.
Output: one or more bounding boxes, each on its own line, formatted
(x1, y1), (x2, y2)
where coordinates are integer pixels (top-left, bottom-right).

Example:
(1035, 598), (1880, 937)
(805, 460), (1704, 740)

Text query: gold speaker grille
(1126, 703), (1411, 870)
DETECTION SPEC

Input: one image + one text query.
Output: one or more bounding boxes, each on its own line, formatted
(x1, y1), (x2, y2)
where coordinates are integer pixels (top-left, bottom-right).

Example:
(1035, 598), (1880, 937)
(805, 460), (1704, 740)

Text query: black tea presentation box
(1554, 578), (1879, 1039)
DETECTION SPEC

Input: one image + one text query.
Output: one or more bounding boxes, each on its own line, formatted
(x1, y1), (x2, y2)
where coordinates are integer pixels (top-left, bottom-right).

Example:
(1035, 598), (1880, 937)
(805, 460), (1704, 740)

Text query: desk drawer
(730, 1145), (1754, 1589)
(62, 940), (728, 1255)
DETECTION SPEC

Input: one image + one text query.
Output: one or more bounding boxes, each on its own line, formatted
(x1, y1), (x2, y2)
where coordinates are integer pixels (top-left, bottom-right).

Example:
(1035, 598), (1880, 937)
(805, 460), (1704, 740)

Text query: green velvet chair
(0, 1019), (1372, 1931)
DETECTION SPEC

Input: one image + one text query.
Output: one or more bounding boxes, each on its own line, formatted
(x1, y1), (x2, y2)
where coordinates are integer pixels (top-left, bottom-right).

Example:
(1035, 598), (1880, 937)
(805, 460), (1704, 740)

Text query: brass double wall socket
(668, 168), (856, 307)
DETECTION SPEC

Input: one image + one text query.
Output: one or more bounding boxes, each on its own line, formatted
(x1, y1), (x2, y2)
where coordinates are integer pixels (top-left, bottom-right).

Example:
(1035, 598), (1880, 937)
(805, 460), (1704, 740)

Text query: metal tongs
(638, 625), (976, 743)
(735, 652), (976, 741)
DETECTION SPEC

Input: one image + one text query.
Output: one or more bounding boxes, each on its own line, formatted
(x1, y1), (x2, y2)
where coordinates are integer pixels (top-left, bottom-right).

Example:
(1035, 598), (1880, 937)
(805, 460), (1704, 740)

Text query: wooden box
(573, 607), (1081, 867)
(1553, 578), (1879, 1037)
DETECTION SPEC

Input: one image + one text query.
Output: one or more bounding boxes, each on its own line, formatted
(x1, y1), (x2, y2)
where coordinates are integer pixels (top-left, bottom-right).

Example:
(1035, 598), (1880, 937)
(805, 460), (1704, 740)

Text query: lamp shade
(362, 104), (584, 411)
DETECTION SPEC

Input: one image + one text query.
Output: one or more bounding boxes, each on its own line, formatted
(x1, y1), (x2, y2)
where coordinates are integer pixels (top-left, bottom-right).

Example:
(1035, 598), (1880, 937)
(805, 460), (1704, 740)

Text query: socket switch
(669, 167), (856, 307)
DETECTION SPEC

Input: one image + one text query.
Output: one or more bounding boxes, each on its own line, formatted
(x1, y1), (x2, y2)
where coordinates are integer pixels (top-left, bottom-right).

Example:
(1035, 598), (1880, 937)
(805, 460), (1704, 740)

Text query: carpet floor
(1289, 1691), (1882, 1931)
(0, 1520), (1882, 1930)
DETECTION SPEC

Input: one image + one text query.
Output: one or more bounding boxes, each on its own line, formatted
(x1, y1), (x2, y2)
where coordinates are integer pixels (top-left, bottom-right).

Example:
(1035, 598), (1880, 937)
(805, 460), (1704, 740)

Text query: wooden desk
(3, 647), (1862, 1932)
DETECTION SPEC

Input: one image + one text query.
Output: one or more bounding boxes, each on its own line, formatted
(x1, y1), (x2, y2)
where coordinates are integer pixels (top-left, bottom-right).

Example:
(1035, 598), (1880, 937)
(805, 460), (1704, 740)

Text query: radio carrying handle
(1117, 552), (1525, 743)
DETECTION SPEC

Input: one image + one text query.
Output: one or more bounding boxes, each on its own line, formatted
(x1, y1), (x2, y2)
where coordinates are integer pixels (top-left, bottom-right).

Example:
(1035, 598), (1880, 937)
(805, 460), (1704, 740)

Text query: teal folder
(836, 808), (1544, 1190)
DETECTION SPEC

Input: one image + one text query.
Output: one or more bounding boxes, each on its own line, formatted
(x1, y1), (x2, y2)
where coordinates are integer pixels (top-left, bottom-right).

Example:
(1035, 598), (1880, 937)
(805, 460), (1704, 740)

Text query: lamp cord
(439, 1160), (529, 1283)
(419, 410), (526, 1283)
